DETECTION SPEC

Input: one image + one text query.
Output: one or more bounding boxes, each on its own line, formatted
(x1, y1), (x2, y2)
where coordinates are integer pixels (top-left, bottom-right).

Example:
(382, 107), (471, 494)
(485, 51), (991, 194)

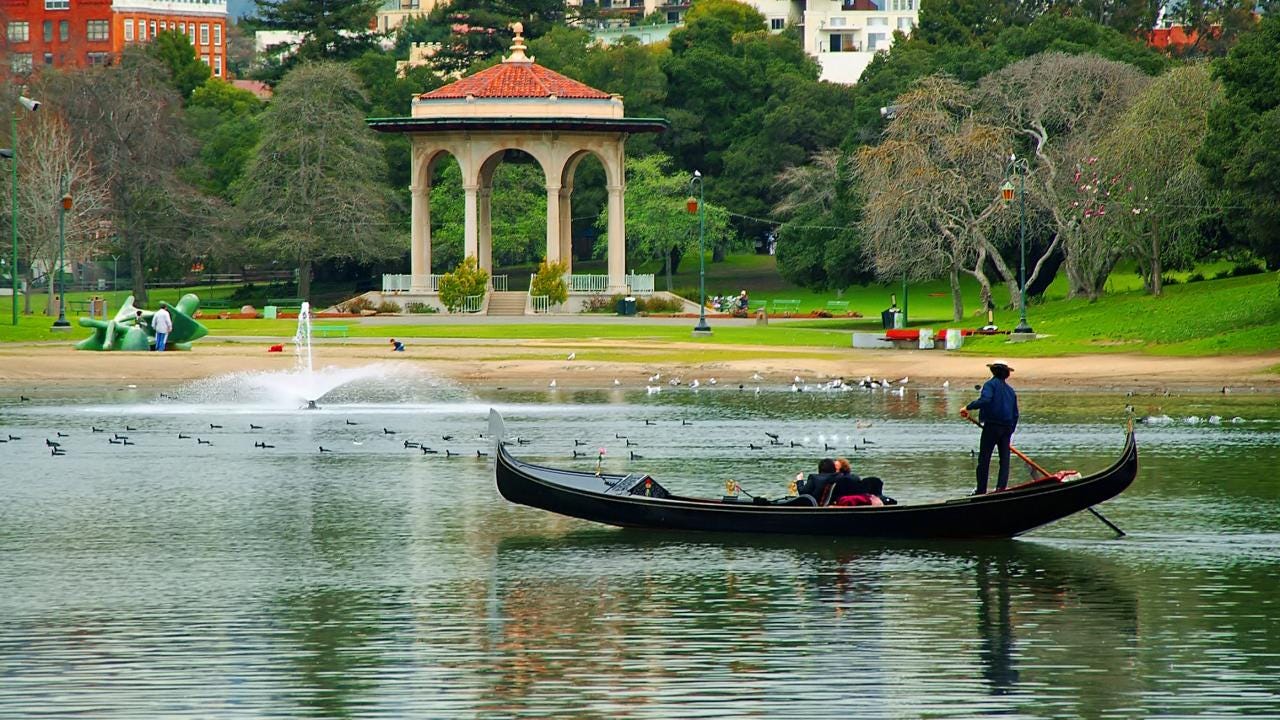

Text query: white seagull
(548, 379), (557, 388)
(566, 352), (576, 361)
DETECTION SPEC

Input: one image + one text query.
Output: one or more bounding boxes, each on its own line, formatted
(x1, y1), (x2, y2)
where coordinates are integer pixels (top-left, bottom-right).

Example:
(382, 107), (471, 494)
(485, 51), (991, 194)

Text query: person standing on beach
(960, 361), (1019, 494)
(152, 305), (173, 352)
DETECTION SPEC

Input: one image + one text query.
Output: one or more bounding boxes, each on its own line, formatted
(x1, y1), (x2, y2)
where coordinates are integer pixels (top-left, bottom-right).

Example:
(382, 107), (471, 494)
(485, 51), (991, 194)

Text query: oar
(962, 413), (1125, 537)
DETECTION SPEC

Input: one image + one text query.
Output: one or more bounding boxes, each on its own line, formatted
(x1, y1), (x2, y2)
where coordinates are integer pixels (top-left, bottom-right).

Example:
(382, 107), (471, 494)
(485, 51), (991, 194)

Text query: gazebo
(369, 24), (668, 312)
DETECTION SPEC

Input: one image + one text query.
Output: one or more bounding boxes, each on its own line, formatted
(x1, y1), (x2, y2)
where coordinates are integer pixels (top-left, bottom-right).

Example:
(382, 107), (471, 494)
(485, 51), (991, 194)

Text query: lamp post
(51, 178), (72, 329)
(687, 170), (710, 335)
(7, 95), (39, 326)
(1001, 155), (1033, 335)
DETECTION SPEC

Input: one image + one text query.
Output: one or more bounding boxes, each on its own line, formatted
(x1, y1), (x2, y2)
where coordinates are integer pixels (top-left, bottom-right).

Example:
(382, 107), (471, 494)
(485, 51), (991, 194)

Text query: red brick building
(1, 0), (226, 75)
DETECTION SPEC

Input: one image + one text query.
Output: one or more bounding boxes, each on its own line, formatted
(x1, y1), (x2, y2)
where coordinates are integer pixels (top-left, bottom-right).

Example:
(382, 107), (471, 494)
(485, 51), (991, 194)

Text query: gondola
(489, 410), (1138, 540)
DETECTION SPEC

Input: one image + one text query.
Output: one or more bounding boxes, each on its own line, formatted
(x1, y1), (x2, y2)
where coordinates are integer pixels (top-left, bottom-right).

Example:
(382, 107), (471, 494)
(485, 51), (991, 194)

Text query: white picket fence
(460, 294), (484, 313)
(530, 295), (553, 313)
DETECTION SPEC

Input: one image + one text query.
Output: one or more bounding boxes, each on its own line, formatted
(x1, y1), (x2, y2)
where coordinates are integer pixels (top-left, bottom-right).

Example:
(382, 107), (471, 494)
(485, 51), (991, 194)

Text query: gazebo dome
(411, 23), (623, 120)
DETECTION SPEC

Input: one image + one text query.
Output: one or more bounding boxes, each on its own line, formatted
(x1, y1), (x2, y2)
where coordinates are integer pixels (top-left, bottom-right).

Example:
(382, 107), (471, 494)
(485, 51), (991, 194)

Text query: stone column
(606, 183), (626, 293)
(463, 183), (479, 263)
(545, 184), (562, 265)
(409, 182), (430, 291)
(478, 187), (493, 273)
(558, 187), (573, 272)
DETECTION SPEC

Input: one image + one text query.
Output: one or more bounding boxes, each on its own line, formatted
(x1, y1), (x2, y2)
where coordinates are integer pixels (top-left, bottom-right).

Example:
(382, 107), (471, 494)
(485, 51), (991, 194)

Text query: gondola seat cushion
(835, 494), (884, 507)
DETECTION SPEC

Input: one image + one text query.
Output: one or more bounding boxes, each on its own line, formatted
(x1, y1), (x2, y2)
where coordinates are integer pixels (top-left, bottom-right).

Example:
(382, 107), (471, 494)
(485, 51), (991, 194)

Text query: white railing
(382, 274), (441, 293)
(625, 273), (655, 295)
(567, 274), (609, 293)
(531, 295), (553, 313)
(490, 275), (508, 292)
(460, 294), (484, 313)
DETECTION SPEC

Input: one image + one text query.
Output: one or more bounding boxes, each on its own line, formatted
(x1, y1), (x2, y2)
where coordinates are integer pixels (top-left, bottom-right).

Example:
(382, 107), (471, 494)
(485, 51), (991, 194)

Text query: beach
(1, 339), (1276, 393)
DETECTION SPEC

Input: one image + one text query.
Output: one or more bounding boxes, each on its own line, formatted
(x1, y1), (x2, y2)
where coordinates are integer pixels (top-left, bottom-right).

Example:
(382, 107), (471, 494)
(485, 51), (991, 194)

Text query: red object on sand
(268, 344), (284, 353)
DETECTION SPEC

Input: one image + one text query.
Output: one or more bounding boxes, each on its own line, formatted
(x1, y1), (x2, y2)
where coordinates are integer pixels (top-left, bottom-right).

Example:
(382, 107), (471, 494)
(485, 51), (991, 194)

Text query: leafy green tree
(1094, 64), (1222, 295)
(422, 0), (565, 75)
(1199, 12), (1280, 267)
(530, 259), (568, 305)
(254, 0), (381, 79)
(427, 157), (547, 271)
(438, 255), (489, 311)
(774, 150), (871, 291)
(598, 154), (735, 291)
(146, 30), (211, 101)
(186, 79), (264, 199)
(236, 63), (398, 300)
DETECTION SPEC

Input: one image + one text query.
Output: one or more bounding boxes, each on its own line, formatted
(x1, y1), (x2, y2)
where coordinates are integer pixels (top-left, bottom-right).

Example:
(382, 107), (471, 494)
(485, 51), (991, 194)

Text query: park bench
(268, 297), (305, 309)
(825, 300), (850, 314)
(771, 299), (802, 317)
(200, 299), (232, 310)
(312, 324), (350, 338)
(749, 300), (768, 313)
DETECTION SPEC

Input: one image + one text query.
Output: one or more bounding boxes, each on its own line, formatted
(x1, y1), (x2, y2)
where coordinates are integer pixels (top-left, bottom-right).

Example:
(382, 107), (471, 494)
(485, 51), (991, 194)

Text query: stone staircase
(487, 291), (527, 316)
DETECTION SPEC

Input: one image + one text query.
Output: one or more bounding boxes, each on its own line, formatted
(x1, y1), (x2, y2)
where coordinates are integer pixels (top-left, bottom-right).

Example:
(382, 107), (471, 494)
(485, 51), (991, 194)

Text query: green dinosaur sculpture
(75, 293), (210, 351)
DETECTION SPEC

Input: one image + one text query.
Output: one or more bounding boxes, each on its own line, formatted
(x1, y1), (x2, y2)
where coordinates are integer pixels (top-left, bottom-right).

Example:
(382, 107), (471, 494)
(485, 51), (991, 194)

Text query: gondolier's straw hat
(987, 360), (1014, 371)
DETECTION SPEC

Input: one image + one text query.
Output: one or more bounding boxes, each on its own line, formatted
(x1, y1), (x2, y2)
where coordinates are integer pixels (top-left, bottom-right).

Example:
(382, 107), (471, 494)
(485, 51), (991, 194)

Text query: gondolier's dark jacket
(967, 378), (1019, 427)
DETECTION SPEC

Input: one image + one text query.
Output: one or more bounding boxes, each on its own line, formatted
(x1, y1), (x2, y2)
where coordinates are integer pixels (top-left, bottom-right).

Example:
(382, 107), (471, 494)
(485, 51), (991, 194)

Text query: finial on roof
(504, 21), (534, 64)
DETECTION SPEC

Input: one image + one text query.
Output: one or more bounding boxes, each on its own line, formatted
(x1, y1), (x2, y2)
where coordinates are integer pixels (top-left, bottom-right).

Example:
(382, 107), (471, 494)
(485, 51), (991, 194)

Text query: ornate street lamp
(687, 170), (710, 335)
(1002, 155), (1033, 335)
(51, 181), (72, 329)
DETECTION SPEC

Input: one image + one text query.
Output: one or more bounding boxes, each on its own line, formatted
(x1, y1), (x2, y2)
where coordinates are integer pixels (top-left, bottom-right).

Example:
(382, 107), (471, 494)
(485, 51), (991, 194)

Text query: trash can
(945, 328), (963, 350)
(264, 305), (278, 320)
(881, 308), (899, 330)
(919, 328), (934, 349)
(89, 296), (106, 319)
(617, 296), (636, 316)
(893, 311), (905, 329)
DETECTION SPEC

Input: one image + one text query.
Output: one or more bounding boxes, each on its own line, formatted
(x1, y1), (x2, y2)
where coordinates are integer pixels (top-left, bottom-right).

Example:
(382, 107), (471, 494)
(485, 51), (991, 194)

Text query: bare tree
(13, 113), (110, 315)
(857, 75), (1011, 321)
(38, 50), (221, 304)
(979, 53), (1150, 300)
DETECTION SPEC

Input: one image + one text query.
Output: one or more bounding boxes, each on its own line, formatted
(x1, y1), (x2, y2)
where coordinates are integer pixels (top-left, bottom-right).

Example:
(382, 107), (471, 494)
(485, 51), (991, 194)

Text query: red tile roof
(420, 62), (612, 101)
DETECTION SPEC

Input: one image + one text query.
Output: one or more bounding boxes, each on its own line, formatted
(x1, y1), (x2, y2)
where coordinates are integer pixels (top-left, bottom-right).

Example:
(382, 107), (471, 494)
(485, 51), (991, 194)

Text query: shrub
(530, 259), (569, 306)
(1230, 263), (1265, 277)
(340, 296), (375, 313)
(638, 295), (684, 314)
(1160, 276), (1179, 287)
(405, 302), (437, 314)
(1187, 272), (1205, 283)
(438, 256), (489, 312)
(375, 300), (402, 314)
(581, 294), (614, 313)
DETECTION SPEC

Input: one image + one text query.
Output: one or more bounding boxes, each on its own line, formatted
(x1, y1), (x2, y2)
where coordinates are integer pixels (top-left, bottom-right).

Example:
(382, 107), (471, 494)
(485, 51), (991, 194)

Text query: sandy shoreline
(1, 339), (1277, 393)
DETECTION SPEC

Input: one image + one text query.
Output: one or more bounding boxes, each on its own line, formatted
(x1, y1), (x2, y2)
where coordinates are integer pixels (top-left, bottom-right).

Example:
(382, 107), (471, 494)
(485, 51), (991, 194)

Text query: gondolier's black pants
(976, 423), (1015, 494)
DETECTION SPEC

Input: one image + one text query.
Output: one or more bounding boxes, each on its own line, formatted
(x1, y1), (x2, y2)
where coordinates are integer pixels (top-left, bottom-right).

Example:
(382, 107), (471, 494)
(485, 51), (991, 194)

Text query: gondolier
(961, 361), (1019, 495)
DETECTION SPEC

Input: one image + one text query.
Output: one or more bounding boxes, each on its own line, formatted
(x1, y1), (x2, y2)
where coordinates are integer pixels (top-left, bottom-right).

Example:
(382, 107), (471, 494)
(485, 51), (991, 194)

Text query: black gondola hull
(494, 427), (1138, 540)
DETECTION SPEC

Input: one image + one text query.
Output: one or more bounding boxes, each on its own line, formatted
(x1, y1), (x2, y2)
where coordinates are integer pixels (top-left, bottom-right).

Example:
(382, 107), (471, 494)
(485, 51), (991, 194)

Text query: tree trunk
(130, 236), (148, 305)
(668, 246), (683, 276)
(664, 251), (672, 292)
(970, 247), (993, 311)
(949, 264), (964, 322)
(1150, 219), (1162, 297)
(298, 258), (312, 301)
(712, 243), (725, 263)
(45, 267), (55, 316)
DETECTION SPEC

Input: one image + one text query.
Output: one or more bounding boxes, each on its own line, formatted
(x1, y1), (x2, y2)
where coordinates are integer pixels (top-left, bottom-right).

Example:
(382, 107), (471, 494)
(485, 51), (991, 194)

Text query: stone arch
(408, 145), (467, 289)
(473, 146), (550, 274)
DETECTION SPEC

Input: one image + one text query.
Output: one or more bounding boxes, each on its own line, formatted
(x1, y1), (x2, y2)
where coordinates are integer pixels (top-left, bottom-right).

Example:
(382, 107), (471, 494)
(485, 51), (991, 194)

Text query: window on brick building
(188, 25), (195, 43)
(124, 20), (134, 41)
(213, 24), (221, 46)
(43, 52), (53, 65)
(213, 55), (222, 76)
(86, 20), (108, 41)
(11, 53), (32, 73)
(200, 23), (209, 45)
(160, 21), (166, 31)
(43, 20), (52, 42)
(149, 20), (156, 38)
(44, 0), (70, 9)
(59, 20), (69, 41)
(7, 21), (29, 43)
(87, 51), (109, 64)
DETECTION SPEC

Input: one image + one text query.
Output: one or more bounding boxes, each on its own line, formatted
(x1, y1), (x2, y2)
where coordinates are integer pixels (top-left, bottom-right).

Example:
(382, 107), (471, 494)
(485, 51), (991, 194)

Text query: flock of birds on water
(1, 375), (1265, 461)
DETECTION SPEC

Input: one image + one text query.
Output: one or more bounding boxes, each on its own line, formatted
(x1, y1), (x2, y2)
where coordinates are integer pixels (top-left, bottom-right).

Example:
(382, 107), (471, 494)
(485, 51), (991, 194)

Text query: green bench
(312, 324), (349, 338)
(201, 300), (232, 310)
(825, 300), (850, 313)
(268, 297), (305, 309)
(771, 299), (802, 317)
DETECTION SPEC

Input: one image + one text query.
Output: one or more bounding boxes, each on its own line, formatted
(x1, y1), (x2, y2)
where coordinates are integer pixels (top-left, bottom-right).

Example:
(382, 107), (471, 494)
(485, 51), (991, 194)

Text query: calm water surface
(1, 374), (1278, 718)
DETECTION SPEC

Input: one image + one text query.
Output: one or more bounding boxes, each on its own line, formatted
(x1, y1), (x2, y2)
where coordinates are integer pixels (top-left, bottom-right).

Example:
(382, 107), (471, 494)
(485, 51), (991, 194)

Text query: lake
(1, 374), (1278, 717)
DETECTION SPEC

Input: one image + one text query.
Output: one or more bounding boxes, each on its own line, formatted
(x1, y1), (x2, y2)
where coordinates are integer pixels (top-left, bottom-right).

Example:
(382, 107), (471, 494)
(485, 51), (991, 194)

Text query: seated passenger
(796, 458), (839, 503)
(830, 457), (893, 505)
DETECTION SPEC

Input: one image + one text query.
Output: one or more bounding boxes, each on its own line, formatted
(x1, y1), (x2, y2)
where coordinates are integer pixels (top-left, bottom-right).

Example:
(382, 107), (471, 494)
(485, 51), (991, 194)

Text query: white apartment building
(570, 0), (916, 84)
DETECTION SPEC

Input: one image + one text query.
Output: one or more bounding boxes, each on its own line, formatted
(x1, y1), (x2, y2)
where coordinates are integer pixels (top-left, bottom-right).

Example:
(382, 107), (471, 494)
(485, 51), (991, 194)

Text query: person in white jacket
(152, 305), (174, 352)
